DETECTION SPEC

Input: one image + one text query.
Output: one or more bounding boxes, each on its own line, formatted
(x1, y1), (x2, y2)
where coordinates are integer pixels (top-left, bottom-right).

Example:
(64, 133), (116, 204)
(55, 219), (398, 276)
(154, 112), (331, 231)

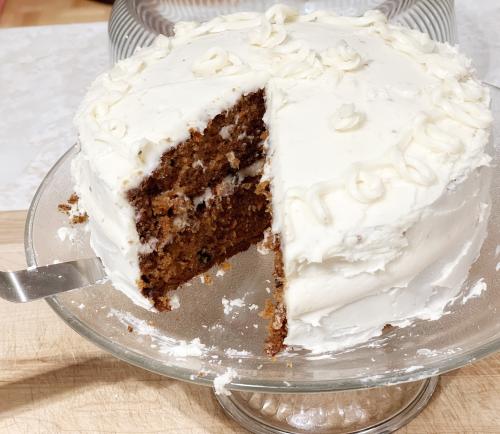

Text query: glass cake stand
(25, 88), (500, 433)
(24, 0), (499, 432)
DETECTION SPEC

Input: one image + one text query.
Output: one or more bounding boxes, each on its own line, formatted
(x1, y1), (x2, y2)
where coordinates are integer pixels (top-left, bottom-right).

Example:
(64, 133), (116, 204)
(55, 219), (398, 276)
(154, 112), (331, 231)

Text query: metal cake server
(0, 258), (106, 303)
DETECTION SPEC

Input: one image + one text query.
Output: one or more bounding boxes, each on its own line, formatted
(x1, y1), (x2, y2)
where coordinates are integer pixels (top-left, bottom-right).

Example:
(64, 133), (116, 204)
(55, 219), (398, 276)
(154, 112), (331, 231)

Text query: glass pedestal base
(216, 377), (438, 433)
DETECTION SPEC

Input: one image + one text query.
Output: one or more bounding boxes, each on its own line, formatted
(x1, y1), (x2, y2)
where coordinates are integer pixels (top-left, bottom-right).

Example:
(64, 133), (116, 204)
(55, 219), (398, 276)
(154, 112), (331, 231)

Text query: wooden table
(0, 0), (111, 28)
(1, 214), (500, 433)
(1, 1), (500, 432)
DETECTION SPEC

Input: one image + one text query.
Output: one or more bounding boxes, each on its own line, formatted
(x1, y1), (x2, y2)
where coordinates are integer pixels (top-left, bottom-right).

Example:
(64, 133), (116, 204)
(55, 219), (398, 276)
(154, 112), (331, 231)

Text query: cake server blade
(0, 258), (106, 303)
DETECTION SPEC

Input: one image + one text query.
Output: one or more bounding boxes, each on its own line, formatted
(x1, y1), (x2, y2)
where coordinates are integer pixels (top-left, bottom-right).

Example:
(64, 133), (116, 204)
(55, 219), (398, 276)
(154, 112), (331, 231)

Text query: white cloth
(0, 22), (108, 211)
(0, 2), (498, 211)
(456, 0), (500, 88)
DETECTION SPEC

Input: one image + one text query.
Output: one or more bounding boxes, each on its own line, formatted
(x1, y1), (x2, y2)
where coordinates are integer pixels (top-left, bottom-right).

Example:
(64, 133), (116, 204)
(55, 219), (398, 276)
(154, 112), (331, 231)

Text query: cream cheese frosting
(73, 5), (492, 351)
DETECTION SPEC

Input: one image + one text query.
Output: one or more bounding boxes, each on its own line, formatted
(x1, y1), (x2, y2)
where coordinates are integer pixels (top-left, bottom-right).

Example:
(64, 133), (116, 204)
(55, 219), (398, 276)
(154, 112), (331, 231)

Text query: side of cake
(73, 5), (492, 353)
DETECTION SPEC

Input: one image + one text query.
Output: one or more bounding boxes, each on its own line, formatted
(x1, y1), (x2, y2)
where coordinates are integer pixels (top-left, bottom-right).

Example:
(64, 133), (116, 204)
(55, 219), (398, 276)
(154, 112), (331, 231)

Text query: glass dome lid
(108, 0), (455, 62)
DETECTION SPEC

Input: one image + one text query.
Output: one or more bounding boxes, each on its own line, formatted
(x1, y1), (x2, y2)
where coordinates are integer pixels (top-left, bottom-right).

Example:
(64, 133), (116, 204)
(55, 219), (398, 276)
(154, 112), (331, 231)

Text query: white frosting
(284, 168), (491, 352)
(73, 5), (492, 351)
(213, 367), (238, 395)
(321, 39), (365, 71)
(330, 103), (364, 132)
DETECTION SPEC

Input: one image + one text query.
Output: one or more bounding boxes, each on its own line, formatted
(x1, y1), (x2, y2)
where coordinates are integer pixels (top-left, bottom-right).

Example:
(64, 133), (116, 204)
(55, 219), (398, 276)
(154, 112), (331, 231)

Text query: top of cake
(74, 5), (492, 351)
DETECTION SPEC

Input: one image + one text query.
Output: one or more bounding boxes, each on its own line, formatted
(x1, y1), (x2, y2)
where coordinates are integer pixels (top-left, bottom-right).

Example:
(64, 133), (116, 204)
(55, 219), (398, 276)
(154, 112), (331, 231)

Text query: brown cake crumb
(58, 193), (79, 214)
(58, 193), (88, 224)
(382, 324), (394, 332)
(201, 273), (213, 286)
(58, 203), (71, 214)
(68, 193), (79, 205)
(127, 325), (134, 333)
(70, 213), (88, 225)
(257, 228), (276, 255)
(260, 299), (275, 319)
(220, 262), (231, 272)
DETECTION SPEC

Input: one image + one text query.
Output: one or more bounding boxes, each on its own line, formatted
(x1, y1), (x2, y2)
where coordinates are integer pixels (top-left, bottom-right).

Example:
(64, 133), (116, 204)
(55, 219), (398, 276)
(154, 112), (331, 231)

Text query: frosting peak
(321, 40), (365, 71)
(192, 47), (245, 77)
(265, 4), (299, 24)
(330, 103), (364, 131)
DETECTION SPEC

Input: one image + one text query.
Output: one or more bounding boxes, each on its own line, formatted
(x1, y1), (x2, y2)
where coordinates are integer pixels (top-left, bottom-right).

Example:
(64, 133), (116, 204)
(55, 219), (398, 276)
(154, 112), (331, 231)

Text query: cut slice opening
(126, 89), (287, 354)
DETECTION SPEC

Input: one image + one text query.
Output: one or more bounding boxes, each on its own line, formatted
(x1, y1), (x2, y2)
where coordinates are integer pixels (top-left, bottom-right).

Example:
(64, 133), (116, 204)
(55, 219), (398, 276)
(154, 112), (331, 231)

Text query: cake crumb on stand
(213, 368), (238, 396)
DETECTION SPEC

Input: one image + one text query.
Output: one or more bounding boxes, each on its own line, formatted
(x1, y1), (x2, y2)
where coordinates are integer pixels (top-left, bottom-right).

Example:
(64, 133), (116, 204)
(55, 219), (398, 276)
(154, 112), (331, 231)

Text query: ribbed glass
(109, 0), (456, 63)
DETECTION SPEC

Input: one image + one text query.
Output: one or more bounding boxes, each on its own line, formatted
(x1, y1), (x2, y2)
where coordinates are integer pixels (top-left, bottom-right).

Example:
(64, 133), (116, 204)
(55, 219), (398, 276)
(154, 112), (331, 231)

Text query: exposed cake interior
(126, 93), (267, 293)
(126, 90), (287, 353)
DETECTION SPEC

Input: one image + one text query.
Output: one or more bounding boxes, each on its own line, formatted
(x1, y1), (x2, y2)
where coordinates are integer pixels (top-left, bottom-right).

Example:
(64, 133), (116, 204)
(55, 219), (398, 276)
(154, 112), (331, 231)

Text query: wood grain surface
(0, 0), (111, 28)
(0, 214), (499, 433)
(1, 1), (500, 432)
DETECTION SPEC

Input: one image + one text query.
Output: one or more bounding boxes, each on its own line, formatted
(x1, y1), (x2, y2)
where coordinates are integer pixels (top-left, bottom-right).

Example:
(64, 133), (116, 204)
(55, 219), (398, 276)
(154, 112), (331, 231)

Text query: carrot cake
(72, 5), (492, 354)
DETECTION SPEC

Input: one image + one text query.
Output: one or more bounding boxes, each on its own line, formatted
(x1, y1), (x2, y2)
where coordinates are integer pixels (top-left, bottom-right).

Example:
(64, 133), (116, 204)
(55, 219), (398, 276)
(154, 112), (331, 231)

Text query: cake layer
(124, 89), (269, 309)
(138, 173), (271, 310)
(127, 90), (266, 204)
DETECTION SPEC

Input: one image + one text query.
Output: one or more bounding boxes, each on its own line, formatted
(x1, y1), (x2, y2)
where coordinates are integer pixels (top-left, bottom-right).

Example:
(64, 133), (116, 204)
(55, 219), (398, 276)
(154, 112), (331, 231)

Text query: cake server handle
(0, 258), (107, 303)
